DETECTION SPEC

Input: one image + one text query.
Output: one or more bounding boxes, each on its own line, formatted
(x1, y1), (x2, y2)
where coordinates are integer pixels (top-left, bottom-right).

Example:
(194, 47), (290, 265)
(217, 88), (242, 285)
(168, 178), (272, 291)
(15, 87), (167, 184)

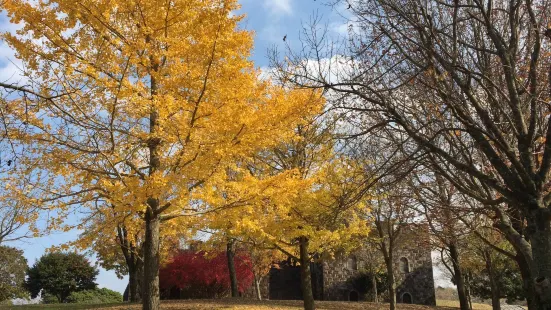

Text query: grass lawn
(0, 303), (124, 310)
(0, 299), (463, 310)
(436, 300), (492, 310)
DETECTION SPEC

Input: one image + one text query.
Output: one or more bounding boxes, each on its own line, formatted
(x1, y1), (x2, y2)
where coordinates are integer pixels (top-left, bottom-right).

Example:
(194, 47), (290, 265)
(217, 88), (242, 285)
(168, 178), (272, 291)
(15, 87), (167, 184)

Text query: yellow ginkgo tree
(0, 0), (322, 309)
(206, 120), (372, 310)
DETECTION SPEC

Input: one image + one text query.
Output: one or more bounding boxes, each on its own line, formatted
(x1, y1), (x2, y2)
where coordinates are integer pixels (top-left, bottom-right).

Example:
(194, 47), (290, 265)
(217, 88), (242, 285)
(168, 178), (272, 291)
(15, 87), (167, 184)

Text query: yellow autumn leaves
(0, 2), (374, 304)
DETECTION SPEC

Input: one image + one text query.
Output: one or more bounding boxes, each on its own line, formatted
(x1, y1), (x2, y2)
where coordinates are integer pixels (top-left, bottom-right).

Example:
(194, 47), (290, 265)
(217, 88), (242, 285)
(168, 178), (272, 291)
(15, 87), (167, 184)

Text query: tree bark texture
(227, 239), (239, 298)
(299, 237), (315, 310)
(528, 210), (551, 309)
(142, 210), (160, 310)
(484, 250), (501, 310)
(450, 243), (470, 310)
(254, 273), (262, 300)
(385, 258), (396, 310)
(372, 273), (378, 303)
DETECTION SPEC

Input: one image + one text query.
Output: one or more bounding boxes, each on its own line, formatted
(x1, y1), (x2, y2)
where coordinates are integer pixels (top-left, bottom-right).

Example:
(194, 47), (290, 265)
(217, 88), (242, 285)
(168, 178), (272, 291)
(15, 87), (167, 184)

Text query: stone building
(264, 224), (436, 305)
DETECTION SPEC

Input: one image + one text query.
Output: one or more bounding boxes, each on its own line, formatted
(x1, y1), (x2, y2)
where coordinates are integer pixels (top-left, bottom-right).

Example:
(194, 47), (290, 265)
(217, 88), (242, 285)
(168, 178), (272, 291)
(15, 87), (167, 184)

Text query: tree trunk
(372, 272), (378, 303)
(138, 256), (145, 301)
(128, 264), (139, 302)
(227, 239), (239, 298)
(254, 273), (262, 300)
(449, 243), (470, 310)
(495, 208), (537, 310)
(515, 253), (538, 310)
(299, 237), (315, 310)
(385, 258), (396, 310)
(484, 250), (501, 310)
(143, 60), (162, 310)
(142, 210), (160, 310)
(128, 256), (143, 303)
(465, 272), (473, 310)
(116, 225), (142, 303)
(529, 211), (551, 309)
(376, 217), (396, 310)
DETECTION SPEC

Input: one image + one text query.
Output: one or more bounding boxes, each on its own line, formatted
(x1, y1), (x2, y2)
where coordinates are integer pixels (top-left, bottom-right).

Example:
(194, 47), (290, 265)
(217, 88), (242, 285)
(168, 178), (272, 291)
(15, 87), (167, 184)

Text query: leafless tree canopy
(272, 0), (551, 307)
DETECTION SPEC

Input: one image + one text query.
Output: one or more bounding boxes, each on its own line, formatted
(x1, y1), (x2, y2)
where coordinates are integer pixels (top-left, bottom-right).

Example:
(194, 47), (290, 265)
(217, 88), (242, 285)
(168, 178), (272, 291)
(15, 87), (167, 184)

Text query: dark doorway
(402, 293), (412, 304)
(269, 264), (302, 300)
(269, 260), (323, 300)
(349, 291), (359, 302)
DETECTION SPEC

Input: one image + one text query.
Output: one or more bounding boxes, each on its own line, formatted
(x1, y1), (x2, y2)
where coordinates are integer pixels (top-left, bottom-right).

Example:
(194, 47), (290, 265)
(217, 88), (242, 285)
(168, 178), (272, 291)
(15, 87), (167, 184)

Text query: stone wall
(322, 255), (367, 301)
(253, 224), (436, 304)
(321, 224), (436, 306)
(393, 225), (436, 306)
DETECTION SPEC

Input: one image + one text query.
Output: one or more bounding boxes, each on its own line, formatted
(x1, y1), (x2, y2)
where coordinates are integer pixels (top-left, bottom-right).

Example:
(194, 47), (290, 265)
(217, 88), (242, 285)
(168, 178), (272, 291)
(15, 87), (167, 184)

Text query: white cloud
(331, 22), (349, 35)
(259, 65), (278, 81)
(330, 20), (361, 37)
(263, 0), (293, 16)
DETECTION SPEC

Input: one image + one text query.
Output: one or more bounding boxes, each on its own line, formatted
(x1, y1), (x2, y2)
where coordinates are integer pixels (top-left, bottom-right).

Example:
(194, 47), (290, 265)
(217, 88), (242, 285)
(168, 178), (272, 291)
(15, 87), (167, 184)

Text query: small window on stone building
(347, 256), (358, 271)
(402, 292), (413, 304)
(399, 257), (410, 273)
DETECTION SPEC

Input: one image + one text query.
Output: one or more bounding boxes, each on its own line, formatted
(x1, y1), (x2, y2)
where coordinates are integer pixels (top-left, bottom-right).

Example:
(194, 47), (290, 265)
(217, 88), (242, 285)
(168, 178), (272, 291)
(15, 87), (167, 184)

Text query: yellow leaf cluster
(203, 120), (373, 261)
(0, 0), (323, 265)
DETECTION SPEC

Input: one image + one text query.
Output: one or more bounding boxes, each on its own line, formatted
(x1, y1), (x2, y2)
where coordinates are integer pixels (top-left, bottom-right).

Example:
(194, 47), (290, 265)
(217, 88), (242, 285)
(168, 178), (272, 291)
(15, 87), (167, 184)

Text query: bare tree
(368, 181), (416, 310)
(273, 0), (551, 308)
(358, 241), (385, 302)
(410, 170), (473, 310)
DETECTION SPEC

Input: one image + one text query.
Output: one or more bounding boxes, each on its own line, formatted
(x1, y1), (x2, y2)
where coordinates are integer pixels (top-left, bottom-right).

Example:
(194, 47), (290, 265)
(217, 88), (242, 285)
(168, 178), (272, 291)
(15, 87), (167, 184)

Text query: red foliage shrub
(159, 250), (254, 299)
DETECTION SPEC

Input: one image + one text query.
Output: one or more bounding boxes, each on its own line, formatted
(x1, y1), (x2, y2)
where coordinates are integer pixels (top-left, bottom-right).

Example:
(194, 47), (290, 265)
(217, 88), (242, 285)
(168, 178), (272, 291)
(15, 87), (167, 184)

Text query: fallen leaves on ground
(103, 299), (453, 310)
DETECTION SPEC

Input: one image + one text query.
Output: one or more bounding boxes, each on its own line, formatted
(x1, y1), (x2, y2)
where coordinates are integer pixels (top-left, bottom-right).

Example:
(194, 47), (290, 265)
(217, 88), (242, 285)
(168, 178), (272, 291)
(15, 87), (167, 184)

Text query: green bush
(66, 288), (122, 304)
(41, 292), (61, 304)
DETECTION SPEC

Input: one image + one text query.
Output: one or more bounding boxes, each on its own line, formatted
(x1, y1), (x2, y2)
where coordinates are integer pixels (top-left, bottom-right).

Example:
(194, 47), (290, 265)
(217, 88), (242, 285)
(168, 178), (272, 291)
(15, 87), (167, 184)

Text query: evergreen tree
(0, 246), (28, 302)
(25, 252), (98, 303)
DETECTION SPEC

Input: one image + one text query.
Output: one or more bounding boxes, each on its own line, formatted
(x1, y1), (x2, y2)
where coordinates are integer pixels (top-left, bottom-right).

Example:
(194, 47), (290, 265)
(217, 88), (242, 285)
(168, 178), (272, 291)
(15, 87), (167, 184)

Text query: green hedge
(65, 288), (122, 304)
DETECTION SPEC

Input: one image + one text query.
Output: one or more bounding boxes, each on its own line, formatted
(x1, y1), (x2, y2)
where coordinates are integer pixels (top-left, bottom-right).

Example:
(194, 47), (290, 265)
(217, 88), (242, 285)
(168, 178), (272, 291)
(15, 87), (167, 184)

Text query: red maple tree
(159, 250), (254, 299)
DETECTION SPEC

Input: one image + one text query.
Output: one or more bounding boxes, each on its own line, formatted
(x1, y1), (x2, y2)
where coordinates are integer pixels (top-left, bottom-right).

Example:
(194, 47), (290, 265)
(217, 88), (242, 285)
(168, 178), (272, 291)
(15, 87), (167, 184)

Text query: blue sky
(236, 0), (350, 66)
(0, 0), (351, 295)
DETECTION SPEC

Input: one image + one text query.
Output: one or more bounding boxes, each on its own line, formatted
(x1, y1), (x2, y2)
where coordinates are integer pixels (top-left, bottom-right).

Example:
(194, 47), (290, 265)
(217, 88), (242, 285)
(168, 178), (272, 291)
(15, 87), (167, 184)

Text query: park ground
(0, 299), (494, 310)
